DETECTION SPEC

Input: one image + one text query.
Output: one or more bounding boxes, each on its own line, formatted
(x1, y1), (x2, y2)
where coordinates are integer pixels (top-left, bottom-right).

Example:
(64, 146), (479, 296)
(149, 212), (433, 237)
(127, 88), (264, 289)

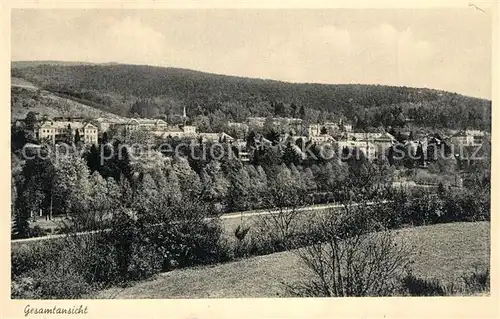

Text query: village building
(247, 117), (267, 128)
(228, 121), (249, 132)
(338, 139), (377, 159)
(450, 130), (485, 146)
(37, 120), (98, 145)
(198, 132), (234, 143)
(310, 134), (336, 144)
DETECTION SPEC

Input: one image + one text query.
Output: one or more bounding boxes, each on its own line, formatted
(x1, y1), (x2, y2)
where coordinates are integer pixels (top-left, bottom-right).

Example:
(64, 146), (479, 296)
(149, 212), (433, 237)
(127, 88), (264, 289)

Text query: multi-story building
(247, 117), (267, 128)
(198, 132), (235, 143)
(338, 131), (395, 158)
(38, 120), (98, 145)
(95, 117), (127, 132)
(122, 118), (169, 132)
(338, 139), (377, 159)
(152, 125), (197, 139)
(308, 124), (322, 137)
(310, 134), (336, 145)
(450, 130), (485, 146)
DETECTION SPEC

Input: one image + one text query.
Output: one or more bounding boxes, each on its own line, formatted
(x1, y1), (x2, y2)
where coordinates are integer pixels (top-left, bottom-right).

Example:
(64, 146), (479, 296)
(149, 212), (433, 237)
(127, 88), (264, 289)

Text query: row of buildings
(229, 117), (354, 136)
(30, 115), (487, 162)
(35, 117), (235, 145)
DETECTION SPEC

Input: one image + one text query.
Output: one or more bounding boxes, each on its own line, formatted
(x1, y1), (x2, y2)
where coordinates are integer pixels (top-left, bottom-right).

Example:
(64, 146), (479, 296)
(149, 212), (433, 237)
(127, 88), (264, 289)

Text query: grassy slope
(11, 79), (126, 120)
(11, 77), (38, 89)
(95, 221), (490, 299)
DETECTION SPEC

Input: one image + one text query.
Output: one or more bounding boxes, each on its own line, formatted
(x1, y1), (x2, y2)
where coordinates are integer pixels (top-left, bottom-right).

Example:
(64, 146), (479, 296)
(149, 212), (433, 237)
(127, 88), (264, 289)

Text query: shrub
(285, 206), (411, 297)
(461, 267), (490, 294)
(12, 259), (93, 299)
(29, 225), (48, 238)
(139, 199), (231, 270)
(11, 241), (63, 277)
(401, 273), (446, 296)
(400, 267), (490, 296)
(11, 276), (43, 299)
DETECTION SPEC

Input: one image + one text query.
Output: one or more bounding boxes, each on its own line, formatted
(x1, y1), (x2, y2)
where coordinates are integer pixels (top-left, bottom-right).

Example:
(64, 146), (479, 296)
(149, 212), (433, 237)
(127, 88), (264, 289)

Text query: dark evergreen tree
(283, 143), (301, 166)
(290, 102), (298, 117)
(25, 111), (38, 131)
(74, 128), (81, 144)
(415, 143), (425, 166)
(299, 105), (306, 119)
(86, 144), (101, 173)
(102, 131), (109, 144)
(265, 129), (280, 145)
(387, 146), (395, 166)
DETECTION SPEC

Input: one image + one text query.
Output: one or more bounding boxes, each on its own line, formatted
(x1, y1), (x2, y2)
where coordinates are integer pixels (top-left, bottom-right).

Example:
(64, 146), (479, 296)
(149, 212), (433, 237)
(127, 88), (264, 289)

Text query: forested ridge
(11, 62), (491, 130)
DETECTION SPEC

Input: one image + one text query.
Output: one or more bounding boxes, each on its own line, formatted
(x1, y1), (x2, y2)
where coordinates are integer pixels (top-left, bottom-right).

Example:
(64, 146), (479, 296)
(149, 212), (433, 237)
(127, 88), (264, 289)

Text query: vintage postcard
(1, 1), (498, 318)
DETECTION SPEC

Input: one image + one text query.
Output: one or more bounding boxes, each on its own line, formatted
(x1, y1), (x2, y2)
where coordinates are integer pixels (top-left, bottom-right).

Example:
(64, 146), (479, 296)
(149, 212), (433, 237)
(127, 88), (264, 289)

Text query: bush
(401, 267), (490, 296)
(11, 241), (63, 277)
(461, 267), (490, 294)
(412, 170), (457, 186)
(401, 273), (446, 296)
(147, 202), (230, 270)
(29, 225), (49, 238)
(12, 259), (93, 299)
(382, 186), (490, 228)
(285, 206), (411, 297)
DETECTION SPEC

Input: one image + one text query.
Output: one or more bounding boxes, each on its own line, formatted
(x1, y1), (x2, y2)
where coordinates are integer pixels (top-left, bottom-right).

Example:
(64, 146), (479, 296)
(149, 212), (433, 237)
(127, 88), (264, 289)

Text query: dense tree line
(11, 130), (394, 238)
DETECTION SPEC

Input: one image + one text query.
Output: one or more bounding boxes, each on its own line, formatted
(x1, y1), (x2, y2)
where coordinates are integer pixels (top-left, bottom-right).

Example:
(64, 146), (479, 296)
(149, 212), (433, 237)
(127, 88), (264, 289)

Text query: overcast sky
(11, 9), (492, 99)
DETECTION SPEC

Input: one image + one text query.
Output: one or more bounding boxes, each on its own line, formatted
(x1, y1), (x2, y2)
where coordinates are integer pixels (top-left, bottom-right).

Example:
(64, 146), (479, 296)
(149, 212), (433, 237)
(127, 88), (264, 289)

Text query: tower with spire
(182, 106), (187, 125)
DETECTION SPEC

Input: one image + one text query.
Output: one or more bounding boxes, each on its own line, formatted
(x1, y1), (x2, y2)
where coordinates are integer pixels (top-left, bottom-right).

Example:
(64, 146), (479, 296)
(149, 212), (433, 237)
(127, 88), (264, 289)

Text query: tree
(302, 168), (317, 192)
(283, 143), (301, 166)
(52, 154), (92, 216)
(200, 160), (230, 203)
(263, 117), (275, 136)
(415, 143), (425, 167)
(172, 156), (201, 198)
(74, 128), (81, 144)
(227, 167), (251, 211)
(15, 152), (57, 229)
(246, 131), (256, 149)
(58, 124), (73, 145)
(86, 144), (101, 173)
(102, 132), (109, 144)
(244, 165), (268, 208)
(290, 102), (298, 118)
(299, 105), (306, 119)
(81, 172), (122, 230)
(265, 130), (280, 145)
(25, 111), (38, 131)
(132, 173), (159, 219)
(258, 164), (305, 248)
(273, 101), (286, 117)
(252, 145), (283, 168)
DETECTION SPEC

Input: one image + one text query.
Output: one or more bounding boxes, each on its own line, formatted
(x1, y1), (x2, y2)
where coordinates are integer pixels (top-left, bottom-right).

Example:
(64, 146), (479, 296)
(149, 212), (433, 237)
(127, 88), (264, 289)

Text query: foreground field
(95, 221), (490, 298)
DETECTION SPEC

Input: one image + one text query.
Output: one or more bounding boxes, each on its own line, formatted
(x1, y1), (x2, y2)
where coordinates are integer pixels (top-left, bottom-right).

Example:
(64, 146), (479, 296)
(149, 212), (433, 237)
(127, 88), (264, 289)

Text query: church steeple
(182, 106), (187, 125)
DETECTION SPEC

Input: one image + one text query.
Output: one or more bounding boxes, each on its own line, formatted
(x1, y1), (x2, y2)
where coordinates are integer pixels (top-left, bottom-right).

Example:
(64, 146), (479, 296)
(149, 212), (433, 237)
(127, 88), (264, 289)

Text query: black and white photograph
(6, 5), (494, 304)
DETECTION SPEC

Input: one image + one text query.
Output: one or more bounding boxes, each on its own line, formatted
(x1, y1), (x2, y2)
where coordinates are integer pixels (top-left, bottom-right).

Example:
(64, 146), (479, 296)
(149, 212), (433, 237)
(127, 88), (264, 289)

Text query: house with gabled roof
(38, 120), (98, 145)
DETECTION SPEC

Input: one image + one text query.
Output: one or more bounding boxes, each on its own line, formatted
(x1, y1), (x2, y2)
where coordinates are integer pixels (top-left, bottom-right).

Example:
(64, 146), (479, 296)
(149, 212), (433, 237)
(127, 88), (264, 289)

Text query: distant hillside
(11, 61), (104, 68)
(11, 62), (491, 131)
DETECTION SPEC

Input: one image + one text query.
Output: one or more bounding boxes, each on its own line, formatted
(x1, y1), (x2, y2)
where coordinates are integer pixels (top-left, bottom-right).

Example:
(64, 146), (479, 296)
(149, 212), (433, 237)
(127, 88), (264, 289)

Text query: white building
(338, 140), (377, 159)
(310, 134), (336, 144)
(38, 120), (98, 145)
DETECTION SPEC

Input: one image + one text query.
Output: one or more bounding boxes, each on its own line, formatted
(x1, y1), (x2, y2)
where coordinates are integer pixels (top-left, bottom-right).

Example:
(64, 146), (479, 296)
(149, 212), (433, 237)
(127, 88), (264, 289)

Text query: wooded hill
(11, 62), (491, 130)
